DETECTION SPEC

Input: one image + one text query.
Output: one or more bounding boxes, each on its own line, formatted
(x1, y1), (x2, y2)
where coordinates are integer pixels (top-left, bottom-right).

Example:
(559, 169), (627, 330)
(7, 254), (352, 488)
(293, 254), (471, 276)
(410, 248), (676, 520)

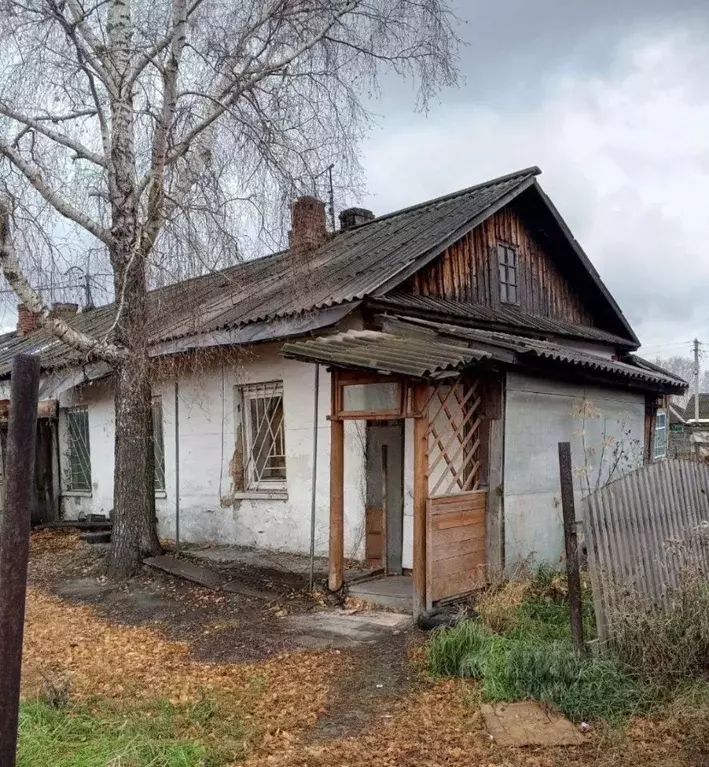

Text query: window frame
(653, 410), (667, 461)
(239, 381), (287, 493)
(65, 406), (92, 493)
(152, 397), (166, 494)
(497, 242), (519, 305)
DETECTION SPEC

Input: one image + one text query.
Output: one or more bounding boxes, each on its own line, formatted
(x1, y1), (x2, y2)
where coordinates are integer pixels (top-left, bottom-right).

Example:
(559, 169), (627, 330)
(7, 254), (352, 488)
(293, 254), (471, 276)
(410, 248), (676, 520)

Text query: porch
(284, 324), (505, 616)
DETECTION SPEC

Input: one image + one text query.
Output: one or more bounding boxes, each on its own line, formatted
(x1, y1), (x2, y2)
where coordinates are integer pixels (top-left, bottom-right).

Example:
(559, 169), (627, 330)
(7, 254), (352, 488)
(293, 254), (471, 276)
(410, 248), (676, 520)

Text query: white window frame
(653, 410), (667, 461)
(239, 381), (287, 493)
(65, 406), (92, 494)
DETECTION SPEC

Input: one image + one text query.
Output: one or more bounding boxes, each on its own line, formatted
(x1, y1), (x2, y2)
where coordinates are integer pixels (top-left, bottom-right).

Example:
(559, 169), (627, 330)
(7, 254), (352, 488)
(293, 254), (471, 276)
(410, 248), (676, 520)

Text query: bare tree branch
(0, 140), (113, 246)
(0, 199), (125, 363)
(0, 103), (106, 166)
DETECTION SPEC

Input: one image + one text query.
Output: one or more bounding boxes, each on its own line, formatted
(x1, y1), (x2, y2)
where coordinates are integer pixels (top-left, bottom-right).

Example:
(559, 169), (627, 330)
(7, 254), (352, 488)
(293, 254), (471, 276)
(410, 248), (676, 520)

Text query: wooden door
(365, 421), (404, 573)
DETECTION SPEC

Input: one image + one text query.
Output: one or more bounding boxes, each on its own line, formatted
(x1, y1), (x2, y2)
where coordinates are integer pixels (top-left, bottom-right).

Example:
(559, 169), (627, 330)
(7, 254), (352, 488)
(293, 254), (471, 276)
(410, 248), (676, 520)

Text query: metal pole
(694, 339), (700, 422)
(308, 364), (320, 591)
(558, 441), (585, 656)
(381, 443), (388, 575)
(174, 379), (180, 554)
(0, 354), (41, 767)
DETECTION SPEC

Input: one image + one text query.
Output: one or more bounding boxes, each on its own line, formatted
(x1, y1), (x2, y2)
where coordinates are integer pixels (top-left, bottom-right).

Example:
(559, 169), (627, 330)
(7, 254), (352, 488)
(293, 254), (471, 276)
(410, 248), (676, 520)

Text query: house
(0, 166), (685, 613)
(669, 394), (709, 460)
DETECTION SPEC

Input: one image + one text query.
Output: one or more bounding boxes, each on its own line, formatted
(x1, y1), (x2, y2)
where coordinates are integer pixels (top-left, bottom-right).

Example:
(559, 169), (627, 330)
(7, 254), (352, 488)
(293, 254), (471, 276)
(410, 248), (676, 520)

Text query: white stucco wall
(58, 343), (367, 559)
(503, 372), (646, 570)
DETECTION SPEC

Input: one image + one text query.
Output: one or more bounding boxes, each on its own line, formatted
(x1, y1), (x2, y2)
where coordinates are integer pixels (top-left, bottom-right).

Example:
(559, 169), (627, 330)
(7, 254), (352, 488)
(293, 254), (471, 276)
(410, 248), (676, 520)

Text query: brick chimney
(17, 304), (39, 336)
(289, 196), (328, 253)
(339, 207), (375, 231)
(50, 302), (79, 321)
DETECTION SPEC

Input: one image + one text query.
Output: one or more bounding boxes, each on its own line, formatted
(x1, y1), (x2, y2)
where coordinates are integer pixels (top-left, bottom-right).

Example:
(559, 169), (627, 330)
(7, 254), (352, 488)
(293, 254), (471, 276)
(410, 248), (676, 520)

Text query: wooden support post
(558, 441), (585, 656)
(486, 378), (505, 578)
(328, 416), (345, 592)
(0, 354), (41, 767)
(412, 383), (429, 617)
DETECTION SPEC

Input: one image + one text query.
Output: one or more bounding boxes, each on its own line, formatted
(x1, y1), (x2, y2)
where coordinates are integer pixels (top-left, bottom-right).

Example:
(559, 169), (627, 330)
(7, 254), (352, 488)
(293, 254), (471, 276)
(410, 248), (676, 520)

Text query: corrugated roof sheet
(284, 318), (686, 393)
(372, 293), (632, 347)
(282, 330), (489, 378)
(400, 318), (686, 390)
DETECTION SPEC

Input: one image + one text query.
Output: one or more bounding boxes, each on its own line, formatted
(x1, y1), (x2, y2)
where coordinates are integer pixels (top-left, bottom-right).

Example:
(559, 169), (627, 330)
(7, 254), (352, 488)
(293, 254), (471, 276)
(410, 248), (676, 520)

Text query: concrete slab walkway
(284, 610), (412, 649)
(348, 575), (413, 611)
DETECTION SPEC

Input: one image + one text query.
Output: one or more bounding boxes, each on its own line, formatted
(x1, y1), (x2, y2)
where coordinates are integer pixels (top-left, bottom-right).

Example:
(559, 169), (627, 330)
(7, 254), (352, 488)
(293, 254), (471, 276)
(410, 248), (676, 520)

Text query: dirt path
(309, 632), (422, 741)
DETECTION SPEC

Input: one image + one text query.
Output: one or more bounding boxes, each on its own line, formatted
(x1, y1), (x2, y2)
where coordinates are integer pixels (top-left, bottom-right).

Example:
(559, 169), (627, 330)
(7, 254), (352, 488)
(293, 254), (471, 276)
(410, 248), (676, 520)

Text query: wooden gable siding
(404, 204), (594, 327)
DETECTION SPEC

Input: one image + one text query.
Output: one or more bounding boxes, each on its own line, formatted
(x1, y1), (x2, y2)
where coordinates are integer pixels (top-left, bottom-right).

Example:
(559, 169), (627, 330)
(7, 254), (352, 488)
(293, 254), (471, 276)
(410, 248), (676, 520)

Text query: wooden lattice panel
(425, 377), (483, 497)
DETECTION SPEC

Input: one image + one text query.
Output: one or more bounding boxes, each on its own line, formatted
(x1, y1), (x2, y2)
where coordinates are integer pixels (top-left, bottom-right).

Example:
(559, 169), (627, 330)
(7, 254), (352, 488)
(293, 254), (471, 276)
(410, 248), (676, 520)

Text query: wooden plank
(413, 383), (429, 616)
(431, 509), (485, 530)
(434, 550), (486, 577)
(429, 491), (487, 511)
(431, 535), (486, 562)
(429, 520), (486, 547)
(429, 569), (485, 603)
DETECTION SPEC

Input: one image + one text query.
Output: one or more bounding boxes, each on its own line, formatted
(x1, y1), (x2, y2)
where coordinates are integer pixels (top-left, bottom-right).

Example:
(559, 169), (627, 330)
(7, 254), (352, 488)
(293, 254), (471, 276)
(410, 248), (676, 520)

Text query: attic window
(497, 243), (518, 304)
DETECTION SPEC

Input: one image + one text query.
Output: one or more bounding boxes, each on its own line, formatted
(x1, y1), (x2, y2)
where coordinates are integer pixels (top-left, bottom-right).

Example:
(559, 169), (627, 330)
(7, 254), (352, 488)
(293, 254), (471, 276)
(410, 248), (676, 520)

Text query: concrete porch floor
(348, 575), (413, 612)
(184, 544), (376, 586)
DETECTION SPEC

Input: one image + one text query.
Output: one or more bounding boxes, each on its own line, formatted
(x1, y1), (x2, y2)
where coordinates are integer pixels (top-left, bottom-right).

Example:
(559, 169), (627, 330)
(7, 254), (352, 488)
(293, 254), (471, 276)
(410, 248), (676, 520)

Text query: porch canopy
(282, 317), (684, 615)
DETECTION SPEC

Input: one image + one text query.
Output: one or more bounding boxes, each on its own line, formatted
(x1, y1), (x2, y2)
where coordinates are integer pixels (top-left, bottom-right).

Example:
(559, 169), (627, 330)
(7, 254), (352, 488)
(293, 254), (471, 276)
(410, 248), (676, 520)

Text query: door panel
(365, 421), (404, 574)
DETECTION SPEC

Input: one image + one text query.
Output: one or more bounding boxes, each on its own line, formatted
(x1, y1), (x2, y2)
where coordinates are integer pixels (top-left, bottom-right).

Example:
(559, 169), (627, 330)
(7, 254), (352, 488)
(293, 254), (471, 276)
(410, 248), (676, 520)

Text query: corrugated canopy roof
(282, 329), (489, 378)
(283, 318), (686, 394)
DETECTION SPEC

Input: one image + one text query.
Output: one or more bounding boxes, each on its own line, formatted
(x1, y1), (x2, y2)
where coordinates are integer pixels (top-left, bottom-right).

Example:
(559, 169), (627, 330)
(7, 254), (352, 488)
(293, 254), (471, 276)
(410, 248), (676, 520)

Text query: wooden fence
(582, 459), (709, 642)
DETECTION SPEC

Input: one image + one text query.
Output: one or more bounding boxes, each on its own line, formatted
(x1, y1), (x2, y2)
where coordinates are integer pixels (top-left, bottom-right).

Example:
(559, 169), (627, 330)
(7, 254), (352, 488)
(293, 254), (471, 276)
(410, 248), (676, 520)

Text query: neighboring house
(670, 394), (709, 460)
(0, 166), (685, 613)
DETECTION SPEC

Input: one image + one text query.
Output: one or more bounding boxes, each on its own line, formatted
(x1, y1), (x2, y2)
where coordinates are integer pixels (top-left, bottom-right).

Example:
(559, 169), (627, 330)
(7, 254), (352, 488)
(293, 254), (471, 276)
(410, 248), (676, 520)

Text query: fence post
(558, 441), (585, 656)
(0, 354), (41, 767)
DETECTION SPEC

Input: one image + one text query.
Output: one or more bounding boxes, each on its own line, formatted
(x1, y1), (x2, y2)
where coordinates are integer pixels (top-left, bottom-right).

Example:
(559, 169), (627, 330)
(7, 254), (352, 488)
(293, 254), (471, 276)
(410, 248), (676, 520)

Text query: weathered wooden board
(365, 504), (383, 567)
(403, 203), (594, 326)
(426, 490), (487, 607)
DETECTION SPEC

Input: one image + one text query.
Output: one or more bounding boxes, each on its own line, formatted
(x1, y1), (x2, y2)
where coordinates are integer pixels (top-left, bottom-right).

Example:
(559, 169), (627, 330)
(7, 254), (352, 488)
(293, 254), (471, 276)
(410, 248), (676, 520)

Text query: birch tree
(0, 0), (459, 577)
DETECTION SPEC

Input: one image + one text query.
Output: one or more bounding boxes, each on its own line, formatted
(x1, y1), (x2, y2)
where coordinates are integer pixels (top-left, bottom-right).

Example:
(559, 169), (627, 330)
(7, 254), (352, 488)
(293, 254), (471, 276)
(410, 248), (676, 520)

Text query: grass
(427, 567), (654, 724)
(17, 695), (250, 767)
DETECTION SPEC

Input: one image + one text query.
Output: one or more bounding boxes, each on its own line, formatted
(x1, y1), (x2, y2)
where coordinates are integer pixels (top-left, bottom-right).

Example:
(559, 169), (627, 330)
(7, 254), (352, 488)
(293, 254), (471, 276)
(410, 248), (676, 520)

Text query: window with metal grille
(67, 407), (91, 491)
(152, 398), (166, 491)
(497, 243), (518, 304)
(653, 411), (667, 461)
(240, 382), (286, 490)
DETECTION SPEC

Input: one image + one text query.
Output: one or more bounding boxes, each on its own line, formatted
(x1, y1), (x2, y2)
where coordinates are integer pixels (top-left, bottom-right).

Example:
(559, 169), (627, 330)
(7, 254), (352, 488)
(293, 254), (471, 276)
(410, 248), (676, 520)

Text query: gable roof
(0, 166), (638, 375)
(685, 394), (709, 420)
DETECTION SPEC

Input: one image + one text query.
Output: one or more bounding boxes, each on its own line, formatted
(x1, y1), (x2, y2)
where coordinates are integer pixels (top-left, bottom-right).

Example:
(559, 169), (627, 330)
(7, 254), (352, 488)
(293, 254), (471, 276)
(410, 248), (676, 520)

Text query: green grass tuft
(17, 698), (237, 767)
(427, 567), (657, 725)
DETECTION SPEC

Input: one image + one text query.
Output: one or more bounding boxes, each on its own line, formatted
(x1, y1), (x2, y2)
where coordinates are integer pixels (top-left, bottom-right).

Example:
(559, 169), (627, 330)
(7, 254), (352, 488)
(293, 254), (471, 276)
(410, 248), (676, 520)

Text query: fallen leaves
(22, 588), (347, 758)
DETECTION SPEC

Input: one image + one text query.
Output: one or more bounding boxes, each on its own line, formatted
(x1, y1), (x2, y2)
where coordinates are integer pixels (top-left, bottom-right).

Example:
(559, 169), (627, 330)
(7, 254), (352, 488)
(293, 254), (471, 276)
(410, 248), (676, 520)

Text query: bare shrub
(608, 569), (709, 684)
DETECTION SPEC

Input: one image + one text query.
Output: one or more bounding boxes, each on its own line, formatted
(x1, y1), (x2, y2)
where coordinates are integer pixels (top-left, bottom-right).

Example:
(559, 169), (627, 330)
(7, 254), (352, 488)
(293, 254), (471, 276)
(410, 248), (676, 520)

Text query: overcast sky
(356, 1), (709, 359)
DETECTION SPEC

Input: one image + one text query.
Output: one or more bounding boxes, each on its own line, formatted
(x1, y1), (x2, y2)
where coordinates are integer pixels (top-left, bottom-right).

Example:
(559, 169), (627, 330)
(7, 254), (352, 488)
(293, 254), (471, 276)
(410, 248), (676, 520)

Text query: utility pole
(694, 338), (700, 422)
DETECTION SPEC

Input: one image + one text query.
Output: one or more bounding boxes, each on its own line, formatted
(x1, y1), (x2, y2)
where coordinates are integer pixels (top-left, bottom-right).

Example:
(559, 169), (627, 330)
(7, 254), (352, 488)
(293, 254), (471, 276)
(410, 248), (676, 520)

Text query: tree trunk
(107, 345), (162, 578)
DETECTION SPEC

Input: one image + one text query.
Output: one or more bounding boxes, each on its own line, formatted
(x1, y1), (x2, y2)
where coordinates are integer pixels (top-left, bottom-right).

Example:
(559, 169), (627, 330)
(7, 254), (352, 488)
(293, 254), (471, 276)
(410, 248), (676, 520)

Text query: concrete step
(348, 575), (413, 611)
